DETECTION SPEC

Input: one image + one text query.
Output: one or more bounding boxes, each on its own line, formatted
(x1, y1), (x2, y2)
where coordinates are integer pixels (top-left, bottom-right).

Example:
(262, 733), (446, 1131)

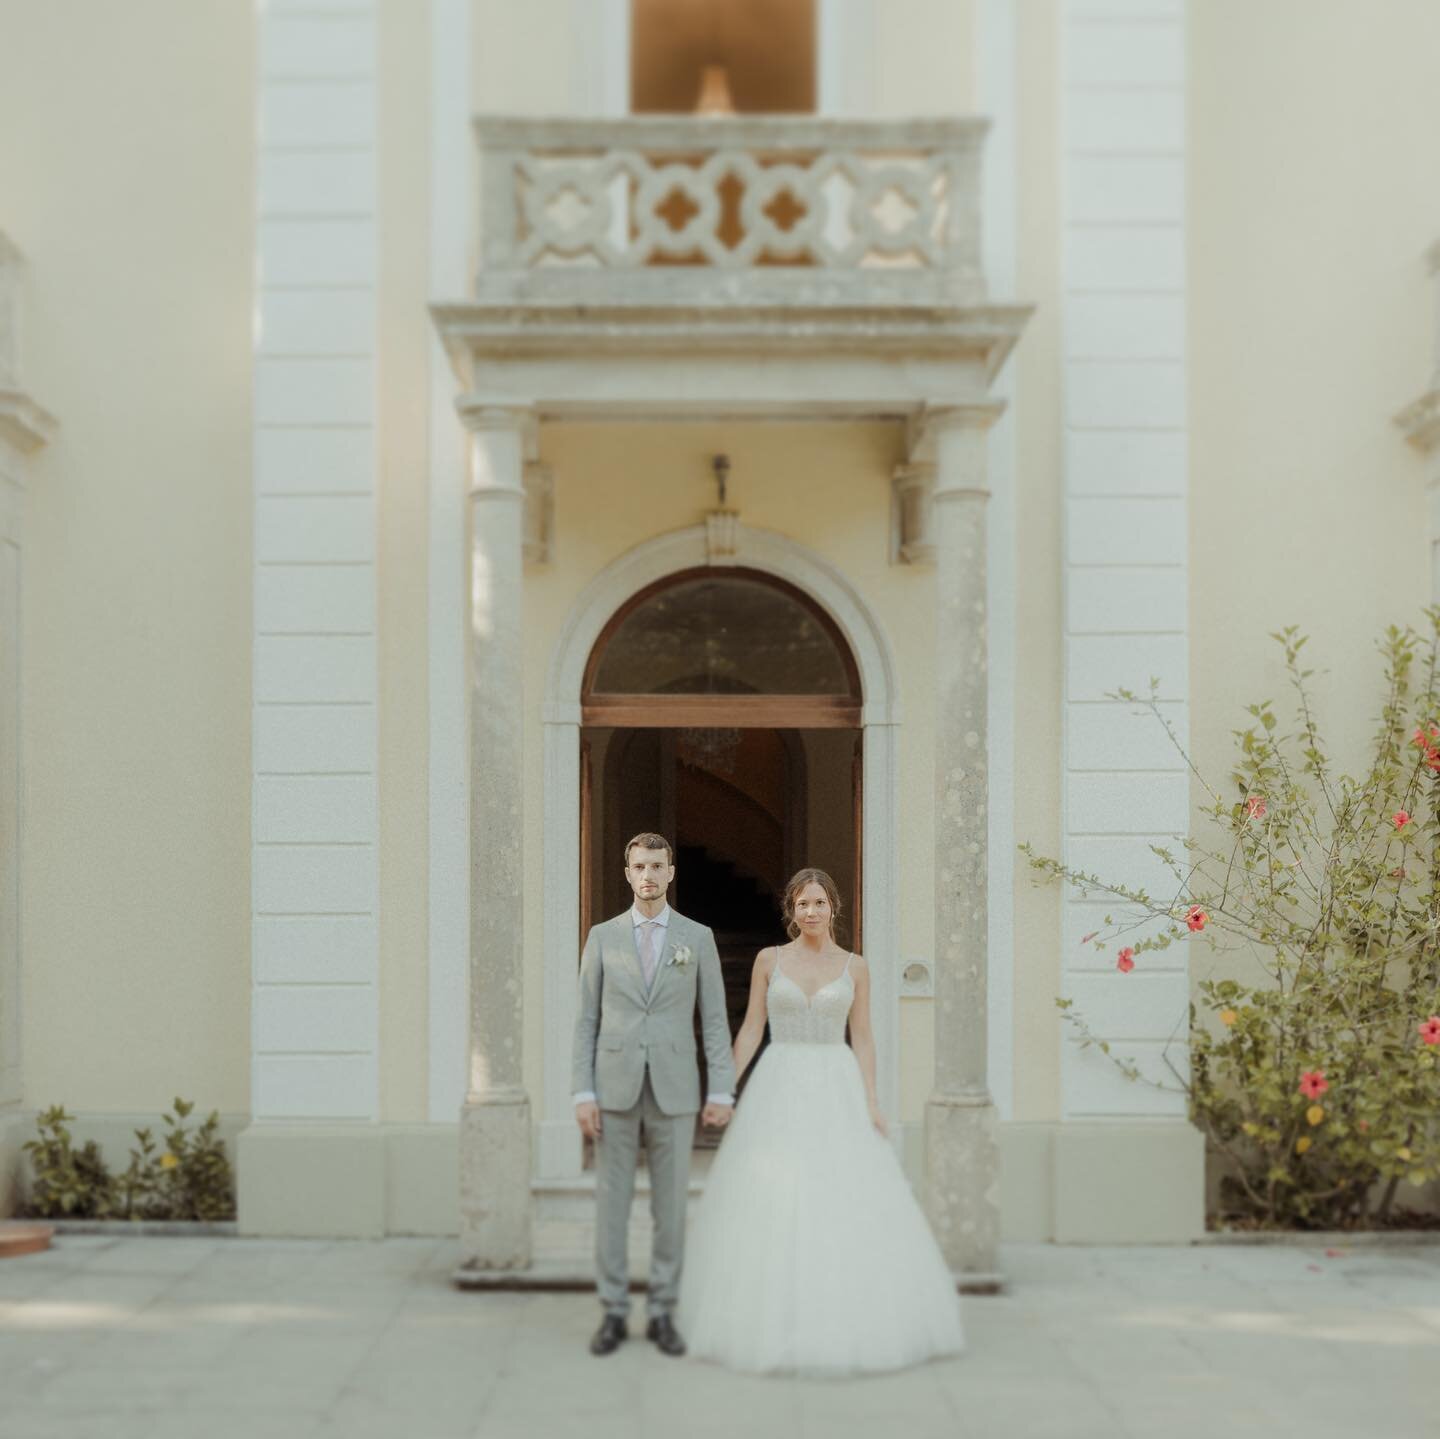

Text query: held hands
(868, 1100), (889, 1139)
(575, 1101), (602, 1140)
(700, 1102), (733, 1130)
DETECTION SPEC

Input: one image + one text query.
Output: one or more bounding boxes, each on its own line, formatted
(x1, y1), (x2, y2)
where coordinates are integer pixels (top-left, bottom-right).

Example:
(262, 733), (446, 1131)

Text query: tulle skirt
(677, 1041), (965, 1377)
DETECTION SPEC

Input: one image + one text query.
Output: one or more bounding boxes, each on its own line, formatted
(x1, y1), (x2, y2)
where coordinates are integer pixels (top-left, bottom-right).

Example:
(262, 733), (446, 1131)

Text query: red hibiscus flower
(1245, 796), (1267, 820)
(1298, 1070), (1329, 1100)
(1420, 1016), (1440, 1047)
(1413, 726), (1428, 747)
(1116, 948), (1135, 974)
(1185, 906), (1208, 932)
(1394, 810), (1412, 829)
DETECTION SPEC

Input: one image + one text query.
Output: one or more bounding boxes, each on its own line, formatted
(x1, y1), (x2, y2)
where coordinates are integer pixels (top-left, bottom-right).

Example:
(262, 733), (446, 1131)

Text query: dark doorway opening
(579, 568), (864, 1146)
(581, 724), (859, 1138)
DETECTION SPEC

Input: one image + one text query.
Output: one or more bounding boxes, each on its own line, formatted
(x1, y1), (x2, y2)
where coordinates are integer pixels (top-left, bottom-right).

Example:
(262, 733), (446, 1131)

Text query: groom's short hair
(624, 831), (674, 865)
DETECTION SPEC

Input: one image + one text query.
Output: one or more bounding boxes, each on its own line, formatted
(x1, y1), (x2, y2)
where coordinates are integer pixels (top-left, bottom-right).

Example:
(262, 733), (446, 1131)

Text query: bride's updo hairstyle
(781, 867), (843, 942)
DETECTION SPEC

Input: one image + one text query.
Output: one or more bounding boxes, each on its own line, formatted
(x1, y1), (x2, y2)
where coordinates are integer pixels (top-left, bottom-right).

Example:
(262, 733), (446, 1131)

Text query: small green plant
(152, 1100), (234, 1222)
(21, 1098), (235, 1222)
(21, 1106), (117, 1219)
(1022, 619), (1440, 1230)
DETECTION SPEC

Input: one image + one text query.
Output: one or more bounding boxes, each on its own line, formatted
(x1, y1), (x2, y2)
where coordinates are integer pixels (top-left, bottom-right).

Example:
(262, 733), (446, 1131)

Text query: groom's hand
(700, 1102), (732, 1129)
(575, 1101), (602, 1139)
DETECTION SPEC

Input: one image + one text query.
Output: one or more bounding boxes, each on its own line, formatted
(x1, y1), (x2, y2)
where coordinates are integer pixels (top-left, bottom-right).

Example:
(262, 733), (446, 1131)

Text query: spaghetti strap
(843, 951), (854, 977)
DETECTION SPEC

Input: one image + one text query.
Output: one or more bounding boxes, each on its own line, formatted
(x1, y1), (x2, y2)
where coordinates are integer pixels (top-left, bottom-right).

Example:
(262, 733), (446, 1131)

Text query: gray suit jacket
(571, 908), (736, 1117)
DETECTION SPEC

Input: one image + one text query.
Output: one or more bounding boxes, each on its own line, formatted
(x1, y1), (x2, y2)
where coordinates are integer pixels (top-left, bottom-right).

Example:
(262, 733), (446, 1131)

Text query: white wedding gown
(677, 953), (965, 1376)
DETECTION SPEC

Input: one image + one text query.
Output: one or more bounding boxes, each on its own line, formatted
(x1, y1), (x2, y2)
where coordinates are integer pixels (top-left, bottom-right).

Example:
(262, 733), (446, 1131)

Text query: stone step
(455, 1157), (1004, 1294)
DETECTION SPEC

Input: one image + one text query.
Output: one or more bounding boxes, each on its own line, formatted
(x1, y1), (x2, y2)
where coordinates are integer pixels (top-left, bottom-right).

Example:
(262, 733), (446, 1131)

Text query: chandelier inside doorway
(677, 722), (742, 775)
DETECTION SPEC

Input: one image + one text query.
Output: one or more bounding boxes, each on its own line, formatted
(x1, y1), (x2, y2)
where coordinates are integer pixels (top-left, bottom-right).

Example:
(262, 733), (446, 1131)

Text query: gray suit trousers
(595, 1072), (694, 1318)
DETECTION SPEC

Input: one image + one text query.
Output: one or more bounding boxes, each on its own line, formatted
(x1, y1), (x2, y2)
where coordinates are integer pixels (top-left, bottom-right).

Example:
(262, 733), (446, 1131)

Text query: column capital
(466, 407), (531, 501)
(890, 461), (937, 566)
(457, 400), (537, 437)
(906, 399), (1006, 464)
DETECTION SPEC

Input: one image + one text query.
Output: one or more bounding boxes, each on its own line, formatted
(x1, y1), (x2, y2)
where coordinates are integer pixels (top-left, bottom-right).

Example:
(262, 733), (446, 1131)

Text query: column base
(923, 1093), (1000, 1274)
(459, 1092), (532, 1269)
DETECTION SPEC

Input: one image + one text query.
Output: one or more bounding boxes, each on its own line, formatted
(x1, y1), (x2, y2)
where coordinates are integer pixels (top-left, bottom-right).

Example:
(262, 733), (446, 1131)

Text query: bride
(677, 868), (965, 1376)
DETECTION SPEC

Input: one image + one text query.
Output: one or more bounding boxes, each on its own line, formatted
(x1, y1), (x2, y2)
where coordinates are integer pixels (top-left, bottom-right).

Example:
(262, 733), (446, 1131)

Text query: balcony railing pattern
(474, 116), (987, 306)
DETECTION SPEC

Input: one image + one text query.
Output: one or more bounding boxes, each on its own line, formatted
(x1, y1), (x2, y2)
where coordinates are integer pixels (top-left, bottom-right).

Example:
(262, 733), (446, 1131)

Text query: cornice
(432, 301), (1032, 376)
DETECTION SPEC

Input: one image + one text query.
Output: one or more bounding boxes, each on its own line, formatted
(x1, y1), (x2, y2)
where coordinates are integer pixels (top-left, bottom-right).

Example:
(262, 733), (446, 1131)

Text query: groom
(572, 831), (736, 1358)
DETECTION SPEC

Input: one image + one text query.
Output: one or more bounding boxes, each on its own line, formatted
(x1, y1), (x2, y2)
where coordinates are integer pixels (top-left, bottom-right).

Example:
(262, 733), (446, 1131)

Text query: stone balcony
(469, 114), (990, 313)
(436, 114), (1026, 409)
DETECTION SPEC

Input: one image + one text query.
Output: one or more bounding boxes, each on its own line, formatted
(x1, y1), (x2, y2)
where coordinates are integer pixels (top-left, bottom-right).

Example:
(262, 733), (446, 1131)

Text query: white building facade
(1, 0), (1437, 1255)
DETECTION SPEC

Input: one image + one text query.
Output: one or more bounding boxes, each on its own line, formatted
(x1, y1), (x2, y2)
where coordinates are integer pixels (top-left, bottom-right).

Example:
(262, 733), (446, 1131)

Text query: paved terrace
(0, 1235), (1436, 1439)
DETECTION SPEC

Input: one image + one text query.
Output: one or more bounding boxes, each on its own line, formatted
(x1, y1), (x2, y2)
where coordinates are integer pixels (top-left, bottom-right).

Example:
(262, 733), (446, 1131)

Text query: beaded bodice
(766, 953), (854, 1045)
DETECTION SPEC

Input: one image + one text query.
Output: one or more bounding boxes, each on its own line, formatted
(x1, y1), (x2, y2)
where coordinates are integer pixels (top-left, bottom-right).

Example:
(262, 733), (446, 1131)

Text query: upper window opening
(630, 0), (817, 115)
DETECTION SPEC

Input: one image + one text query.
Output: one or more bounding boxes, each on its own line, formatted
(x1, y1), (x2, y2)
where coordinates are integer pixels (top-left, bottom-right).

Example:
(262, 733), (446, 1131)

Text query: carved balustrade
(473, 116), (988, 309)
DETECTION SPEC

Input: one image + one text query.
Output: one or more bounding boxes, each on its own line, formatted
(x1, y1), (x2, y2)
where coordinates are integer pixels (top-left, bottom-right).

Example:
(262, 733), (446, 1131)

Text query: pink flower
(1116, 948), (1135, 974)
(1413, 726), (1428, 748)
(1245, 796), (1267, 820)
(1420, 1016), (1440, 1047)
(1299, 1070), (1329, 1100)
(1394, 810), (1412, 829)
(1185, 906), (1208, 933)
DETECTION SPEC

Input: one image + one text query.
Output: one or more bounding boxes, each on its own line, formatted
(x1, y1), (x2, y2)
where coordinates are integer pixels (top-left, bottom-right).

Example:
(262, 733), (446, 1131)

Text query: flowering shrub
(1022, 621), (1440, 1229)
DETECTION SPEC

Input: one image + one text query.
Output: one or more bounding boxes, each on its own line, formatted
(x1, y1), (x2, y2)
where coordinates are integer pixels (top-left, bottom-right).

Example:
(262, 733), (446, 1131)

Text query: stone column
(459, 406), (532, 1269)
(923, 404), (1002, 1279)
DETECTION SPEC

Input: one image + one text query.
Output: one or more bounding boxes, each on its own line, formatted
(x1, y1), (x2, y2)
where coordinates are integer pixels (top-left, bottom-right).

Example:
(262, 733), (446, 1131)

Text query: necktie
(639, 921), (659, 989)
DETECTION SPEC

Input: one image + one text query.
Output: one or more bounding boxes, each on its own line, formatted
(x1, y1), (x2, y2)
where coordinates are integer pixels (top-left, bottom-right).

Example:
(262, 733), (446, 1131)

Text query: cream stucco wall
(873, 0), (977, 115)
(0, 0), (255, 1116)
(377, 0), (434, 1125)
(1188, 1), (1439, 974)
(4, 0), (1439, 1240)
(1009, 0), (1065, 1124)
(472, 0), (575, 116)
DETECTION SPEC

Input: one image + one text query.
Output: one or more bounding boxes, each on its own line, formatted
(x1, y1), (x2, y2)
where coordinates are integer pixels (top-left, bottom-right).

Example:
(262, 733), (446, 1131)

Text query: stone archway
(535, 522), (903, 1181)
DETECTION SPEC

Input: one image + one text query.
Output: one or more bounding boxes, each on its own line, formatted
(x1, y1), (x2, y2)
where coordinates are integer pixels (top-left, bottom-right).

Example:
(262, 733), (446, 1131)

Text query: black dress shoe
(589, 1314), (628, 1356)
(646, 1313), (686, 1357)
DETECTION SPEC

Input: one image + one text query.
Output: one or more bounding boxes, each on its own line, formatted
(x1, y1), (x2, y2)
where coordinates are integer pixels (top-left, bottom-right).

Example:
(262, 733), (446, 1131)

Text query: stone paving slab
(0, 1235), (1436, 1439)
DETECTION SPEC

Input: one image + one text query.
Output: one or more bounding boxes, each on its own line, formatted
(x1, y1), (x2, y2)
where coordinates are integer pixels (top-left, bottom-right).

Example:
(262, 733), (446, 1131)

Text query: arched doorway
(537, 523), (902, 1182)
(579, 569), (863, 1113)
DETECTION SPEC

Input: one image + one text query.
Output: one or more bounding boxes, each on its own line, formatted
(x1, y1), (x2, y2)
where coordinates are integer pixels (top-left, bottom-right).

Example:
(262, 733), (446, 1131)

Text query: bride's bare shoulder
(849, 951), (869, 977)
(754, 945), (782, 976)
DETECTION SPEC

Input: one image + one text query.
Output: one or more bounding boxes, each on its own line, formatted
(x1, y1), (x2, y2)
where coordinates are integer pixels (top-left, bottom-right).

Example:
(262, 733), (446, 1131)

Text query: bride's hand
(868, 1100), (888, 1138)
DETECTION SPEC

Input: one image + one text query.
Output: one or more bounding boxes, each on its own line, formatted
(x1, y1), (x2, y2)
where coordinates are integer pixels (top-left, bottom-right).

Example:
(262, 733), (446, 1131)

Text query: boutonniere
(668, 945), (694, 969)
